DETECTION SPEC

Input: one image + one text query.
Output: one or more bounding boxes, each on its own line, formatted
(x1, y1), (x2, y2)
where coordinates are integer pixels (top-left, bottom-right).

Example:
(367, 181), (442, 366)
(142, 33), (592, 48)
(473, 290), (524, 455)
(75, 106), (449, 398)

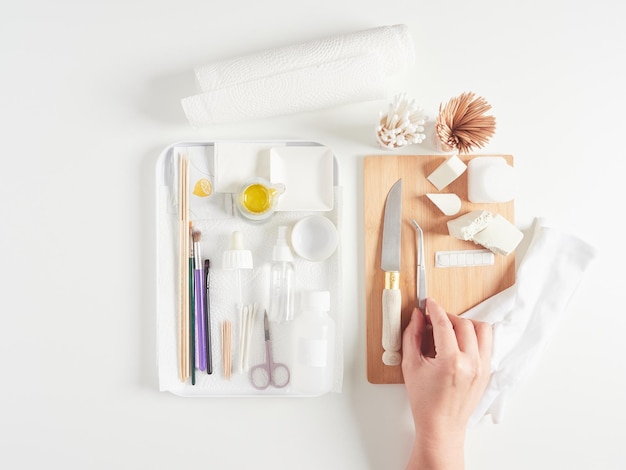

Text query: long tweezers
(411, 219), (427, 311)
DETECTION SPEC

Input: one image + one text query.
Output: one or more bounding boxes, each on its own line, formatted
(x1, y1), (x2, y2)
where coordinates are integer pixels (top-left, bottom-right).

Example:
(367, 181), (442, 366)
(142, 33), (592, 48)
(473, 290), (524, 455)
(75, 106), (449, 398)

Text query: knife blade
(380, 178), (402, 366)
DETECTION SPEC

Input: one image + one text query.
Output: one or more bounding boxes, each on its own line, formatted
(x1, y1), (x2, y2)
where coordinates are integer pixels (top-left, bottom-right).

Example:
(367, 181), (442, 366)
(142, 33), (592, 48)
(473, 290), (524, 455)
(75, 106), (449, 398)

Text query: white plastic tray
(155, 141), (343, 396)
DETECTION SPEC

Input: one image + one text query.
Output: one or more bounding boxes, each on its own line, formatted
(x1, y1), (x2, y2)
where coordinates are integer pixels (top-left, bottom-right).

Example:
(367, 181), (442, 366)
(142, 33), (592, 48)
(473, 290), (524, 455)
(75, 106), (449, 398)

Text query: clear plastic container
(290, 290), (335, 395)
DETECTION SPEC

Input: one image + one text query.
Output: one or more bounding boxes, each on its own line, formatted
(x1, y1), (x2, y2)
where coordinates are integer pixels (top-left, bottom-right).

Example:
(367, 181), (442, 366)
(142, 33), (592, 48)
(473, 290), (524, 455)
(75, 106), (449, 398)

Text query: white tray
(155, 140), (343, 396)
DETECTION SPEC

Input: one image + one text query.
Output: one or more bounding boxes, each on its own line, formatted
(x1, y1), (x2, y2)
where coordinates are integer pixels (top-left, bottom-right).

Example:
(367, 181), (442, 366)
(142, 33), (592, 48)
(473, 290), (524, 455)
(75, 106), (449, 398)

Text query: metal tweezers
(411, 219), (427, 311)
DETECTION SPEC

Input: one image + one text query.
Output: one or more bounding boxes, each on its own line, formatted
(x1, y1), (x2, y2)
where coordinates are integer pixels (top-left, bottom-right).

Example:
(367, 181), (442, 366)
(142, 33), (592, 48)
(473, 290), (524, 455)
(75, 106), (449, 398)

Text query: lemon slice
(193, 178), (212, 197)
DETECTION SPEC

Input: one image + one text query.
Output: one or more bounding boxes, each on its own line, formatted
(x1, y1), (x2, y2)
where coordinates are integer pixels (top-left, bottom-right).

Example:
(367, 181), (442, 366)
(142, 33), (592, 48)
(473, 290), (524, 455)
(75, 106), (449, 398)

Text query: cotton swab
(243, 303), (257, 371)
(238, 303), (257, 372)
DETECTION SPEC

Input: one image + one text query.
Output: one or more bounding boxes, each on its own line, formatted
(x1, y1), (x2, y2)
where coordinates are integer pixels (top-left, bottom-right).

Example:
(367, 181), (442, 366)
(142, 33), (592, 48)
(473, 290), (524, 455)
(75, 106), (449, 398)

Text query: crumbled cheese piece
(426, 193), (462, 216)
(447, 210), (493, 241)
(427, 155), (467, 191)
(471, 214), (523, 256)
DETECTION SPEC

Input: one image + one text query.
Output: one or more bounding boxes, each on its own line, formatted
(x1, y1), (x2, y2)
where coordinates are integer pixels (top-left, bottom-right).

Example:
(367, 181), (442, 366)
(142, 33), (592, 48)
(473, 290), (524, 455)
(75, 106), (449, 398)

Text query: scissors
(249, 311), (290, 390)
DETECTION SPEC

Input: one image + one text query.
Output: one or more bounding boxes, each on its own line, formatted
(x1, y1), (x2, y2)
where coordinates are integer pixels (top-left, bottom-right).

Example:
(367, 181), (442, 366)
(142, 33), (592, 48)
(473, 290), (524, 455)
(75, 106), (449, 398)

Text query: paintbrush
(193, 231), (207, 371)
(189, 222), (196, 385)
(204, 259), (213, 374)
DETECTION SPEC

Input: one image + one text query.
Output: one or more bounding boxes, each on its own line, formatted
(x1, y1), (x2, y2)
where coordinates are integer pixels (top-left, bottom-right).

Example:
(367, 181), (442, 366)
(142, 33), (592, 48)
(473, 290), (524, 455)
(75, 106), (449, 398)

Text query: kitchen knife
(380, 178), (402, 366)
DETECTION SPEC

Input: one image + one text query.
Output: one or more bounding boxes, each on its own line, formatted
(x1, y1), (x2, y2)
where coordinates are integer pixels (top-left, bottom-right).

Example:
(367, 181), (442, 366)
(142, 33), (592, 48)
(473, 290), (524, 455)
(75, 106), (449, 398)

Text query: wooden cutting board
(364, 154), (516, 384)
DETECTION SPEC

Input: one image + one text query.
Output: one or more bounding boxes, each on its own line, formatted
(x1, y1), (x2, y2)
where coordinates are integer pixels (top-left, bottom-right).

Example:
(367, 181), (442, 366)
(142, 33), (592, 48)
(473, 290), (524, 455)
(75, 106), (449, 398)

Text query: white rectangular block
(435, 249), (495, 267)
(426, 193), (462, 216)
(471, 214), (523, 256)
(427, 155), (467, 191)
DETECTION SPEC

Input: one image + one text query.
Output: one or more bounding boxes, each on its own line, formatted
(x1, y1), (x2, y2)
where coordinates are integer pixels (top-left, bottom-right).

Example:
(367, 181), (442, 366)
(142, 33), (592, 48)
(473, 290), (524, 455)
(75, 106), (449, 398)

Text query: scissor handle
(265, 340), (290, 388)
(269, 361), (290, 388)
(249, 341), (290, 390)
(249, 362), (271, 390)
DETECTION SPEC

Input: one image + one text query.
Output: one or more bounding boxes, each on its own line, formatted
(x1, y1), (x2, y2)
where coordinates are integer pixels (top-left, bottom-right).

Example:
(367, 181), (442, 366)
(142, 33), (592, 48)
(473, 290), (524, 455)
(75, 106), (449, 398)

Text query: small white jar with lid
(467, 156), (516, 203)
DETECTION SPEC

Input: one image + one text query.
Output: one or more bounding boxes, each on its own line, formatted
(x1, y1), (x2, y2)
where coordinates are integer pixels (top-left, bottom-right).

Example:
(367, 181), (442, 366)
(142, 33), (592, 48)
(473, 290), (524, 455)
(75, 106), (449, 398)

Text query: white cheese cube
(426, 193), (462, 216)
(447, 210), (493, 240)
(471, 214), (523, 256)
(427, 155), (467, 190)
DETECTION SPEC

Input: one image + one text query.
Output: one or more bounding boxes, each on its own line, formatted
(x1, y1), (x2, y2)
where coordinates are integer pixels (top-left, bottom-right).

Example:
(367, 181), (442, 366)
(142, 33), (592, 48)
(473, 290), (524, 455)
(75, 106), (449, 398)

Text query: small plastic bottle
(291, 290), (336, 395)
(268, 226), (295, 323)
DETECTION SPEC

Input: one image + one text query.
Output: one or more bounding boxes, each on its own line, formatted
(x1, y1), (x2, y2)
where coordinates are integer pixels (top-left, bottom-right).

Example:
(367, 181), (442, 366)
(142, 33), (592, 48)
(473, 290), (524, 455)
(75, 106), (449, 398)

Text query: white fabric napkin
(181, 24), (415, 126)
(463, 218), (597, 426)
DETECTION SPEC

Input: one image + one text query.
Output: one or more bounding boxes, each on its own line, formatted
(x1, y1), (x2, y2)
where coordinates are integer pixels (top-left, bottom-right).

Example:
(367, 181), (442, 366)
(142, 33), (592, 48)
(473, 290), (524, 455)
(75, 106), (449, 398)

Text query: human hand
(402, 298), (493, 469)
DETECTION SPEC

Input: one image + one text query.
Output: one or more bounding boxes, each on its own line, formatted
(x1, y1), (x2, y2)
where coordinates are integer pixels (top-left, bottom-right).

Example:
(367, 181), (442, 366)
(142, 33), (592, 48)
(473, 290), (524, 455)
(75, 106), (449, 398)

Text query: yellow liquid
(242, 184), (271, 213)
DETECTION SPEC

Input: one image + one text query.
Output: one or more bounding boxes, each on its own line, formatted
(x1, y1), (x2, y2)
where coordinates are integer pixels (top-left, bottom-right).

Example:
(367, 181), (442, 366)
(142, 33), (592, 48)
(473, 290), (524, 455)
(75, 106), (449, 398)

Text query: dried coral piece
(376, 93), (427, 149)
(435, 92), (496, 154)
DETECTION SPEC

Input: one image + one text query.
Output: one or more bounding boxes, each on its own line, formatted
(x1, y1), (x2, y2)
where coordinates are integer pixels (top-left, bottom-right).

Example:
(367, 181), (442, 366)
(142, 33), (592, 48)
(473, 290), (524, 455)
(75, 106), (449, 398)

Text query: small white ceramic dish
(291, 215), (338, 261)
(214, 142), (284, 193)
(270, 146), (334, 211)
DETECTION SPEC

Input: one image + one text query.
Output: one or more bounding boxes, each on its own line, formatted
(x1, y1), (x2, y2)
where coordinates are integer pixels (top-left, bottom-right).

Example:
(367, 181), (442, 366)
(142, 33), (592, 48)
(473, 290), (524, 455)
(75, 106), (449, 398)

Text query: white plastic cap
(272, 226), (294, 262)
(229, 230), (244, 250)
(300, 290), (330, 312)
(222, 231), (253, 269)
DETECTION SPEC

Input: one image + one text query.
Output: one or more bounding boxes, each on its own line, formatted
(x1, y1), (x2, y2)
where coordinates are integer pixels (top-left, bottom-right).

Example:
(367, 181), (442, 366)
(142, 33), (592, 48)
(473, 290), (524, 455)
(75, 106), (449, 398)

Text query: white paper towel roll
(181, 24), (415, 126)
(182, 54), (388, 126)
(194, 24), (414, 91)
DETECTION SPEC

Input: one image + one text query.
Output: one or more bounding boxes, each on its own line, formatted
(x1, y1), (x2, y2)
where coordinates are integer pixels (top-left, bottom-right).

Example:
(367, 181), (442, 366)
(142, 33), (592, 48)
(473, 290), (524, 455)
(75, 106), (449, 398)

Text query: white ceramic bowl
(291, 215), (338, 261)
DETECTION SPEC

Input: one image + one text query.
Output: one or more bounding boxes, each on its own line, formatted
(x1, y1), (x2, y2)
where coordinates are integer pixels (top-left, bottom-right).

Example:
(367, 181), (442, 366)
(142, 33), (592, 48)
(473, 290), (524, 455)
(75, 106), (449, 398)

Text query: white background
(1, 1), (624, 469)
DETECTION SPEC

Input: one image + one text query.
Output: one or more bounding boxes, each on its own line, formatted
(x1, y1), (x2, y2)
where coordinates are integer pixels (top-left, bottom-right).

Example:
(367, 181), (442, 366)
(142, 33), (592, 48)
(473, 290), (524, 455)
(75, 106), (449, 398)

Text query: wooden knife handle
(382, 287), (402, 366)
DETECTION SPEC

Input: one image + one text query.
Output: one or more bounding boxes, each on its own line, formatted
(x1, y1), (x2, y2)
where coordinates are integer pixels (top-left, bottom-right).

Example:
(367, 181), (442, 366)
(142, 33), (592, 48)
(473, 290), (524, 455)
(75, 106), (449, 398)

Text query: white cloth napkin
(463, 218), (597, 426)
(181, 24), (415, 126)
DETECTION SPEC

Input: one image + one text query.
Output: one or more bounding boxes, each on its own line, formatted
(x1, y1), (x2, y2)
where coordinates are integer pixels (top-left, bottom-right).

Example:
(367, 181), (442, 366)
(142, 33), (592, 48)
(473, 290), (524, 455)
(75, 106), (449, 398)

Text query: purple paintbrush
(192, 231), (207, 371)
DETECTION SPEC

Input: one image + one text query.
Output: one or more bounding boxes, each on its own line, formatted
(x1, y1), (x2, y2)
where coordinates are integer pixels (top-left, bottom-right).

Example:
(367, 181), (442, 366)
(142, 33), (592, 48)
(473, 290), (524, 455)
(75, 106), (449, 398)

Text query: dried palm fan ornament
(435, 92), (496, 154)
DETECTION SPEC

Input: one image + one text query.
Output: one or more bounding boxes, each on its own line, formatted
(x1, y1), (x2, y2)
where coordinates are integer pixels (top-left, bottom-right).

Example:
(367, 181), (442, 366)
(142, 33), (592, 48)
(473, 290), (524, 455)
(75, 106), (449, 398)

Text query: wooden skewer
(178, 154), (190, 382)
(435, 92), (495, 154)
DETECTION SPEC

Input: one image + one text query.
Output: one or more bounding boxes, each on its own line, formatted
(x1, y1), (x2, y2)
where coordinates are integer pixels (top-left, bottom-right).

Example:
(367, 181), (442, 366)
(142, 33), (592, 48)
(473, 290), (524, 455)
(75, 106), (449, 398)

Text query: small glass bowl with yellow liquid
(236, 178), (285, 222)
